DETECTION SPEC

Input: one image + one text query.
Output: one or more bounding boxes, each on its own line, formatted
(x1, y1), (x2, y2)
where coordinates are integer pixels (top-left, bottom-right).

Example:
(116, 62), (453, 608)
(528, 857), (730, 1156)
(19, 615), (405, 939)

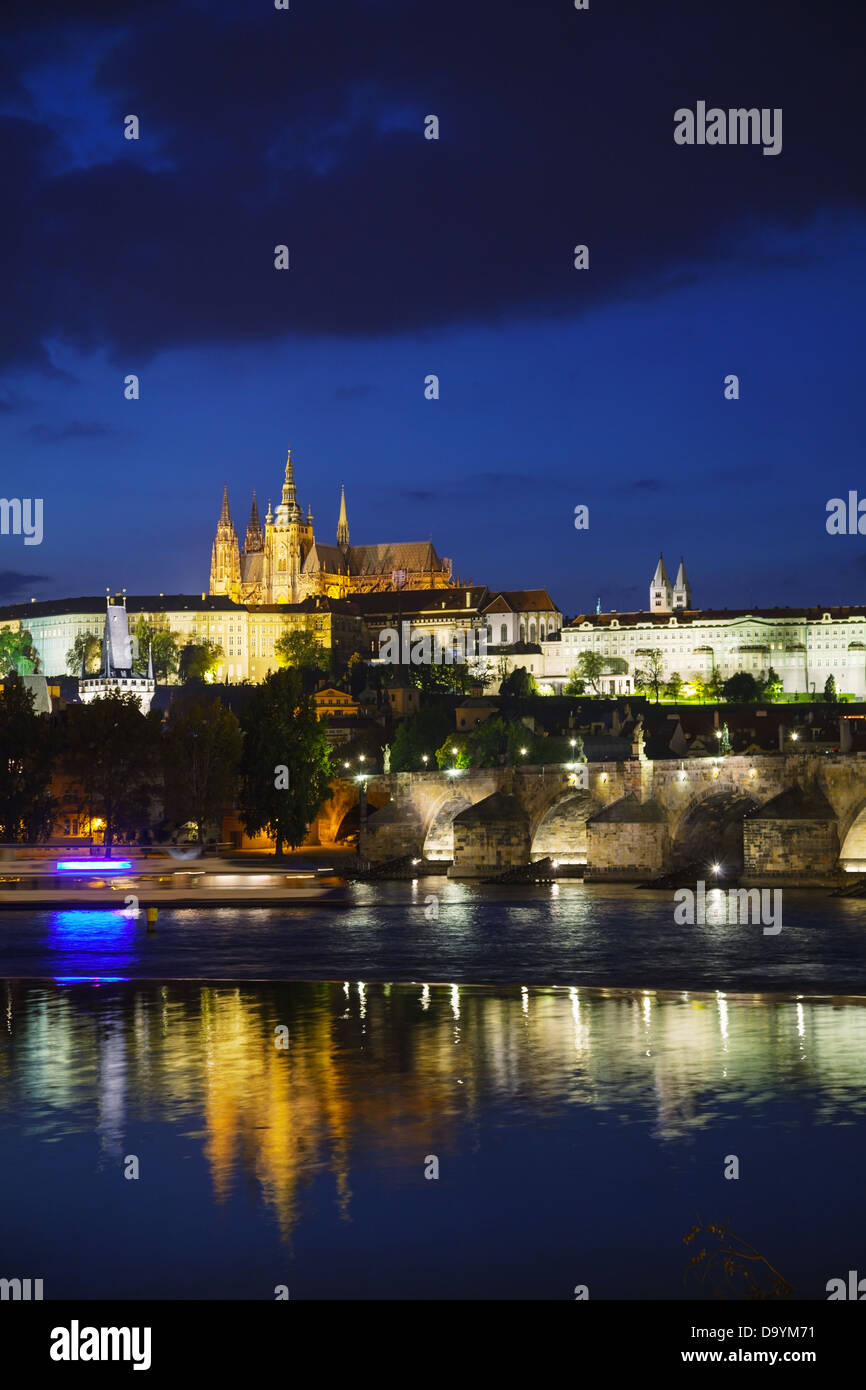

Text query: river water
(1, 882), (864, 1298)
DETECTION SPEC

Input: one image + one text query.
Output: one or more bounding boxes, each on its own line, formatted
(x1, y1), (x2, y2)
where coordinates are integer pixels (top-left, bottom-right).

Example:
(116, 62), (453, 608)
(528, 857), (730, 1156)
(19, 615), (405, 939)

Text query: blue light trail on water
(55, 860), (132, 872)
(47, 909), (138, 981)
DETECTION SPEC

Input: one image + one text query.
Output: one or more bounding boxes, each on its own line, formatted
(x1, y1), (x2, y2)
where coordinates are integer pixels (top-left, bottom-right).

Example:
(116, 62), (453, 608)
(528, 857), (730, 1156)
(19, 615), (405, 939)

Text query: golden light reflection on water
(3, 981), (866, 1242)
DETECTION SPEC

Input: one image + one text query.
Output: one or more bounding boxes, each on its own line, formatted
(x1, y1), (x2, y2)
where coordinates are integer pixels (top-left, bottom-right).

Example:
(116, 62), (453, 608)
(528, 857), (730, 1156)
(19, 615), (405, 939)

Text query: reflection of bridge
(356, 755), (866, 883)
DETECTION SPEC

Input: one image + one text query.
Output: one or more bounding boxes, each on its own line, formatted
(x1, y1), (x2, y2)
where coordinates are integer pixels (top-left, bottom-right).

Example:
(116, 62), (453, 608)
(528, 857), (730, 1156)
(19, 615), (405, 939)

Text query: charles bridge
(322, 752), (866, 884)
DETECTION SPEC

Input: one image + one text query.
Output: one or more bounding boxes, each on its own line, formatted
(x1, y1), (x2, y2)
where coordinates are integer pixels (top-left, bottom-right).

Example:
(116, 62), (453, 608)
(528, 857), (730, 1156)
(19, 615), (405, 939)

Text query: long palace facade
(2, 550), (865, 696)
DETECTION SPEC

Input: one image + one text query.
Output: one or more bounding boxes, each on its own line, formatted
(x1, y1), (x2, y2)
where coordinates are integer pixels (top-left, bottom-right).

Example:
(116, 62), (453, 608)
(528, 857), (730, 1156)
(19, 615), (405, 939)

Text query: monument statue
(631, 713), (647, 761)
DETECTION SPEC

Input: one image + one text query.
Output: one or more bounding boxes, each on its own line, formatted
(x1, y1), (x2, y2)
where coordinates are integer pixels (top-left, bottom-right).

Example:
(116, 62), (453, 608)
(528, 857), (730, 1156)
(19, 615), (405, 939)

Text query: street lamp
(421, 754), (429, 767)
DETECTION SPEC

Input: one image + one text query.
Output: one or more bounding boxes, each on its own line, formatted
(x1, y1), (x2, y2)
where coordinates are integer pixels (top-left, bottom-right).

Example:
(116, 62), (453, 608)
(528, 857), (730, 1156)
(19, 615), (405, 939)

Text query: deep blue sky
(1, 0), (864, 617)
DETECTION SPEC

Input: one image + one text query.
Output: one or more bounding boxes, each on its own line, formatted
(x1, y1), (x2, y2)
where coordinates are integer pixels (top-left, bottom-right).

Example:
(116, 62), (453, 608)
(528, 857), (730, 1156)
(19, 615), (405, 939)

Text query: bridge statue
(631, 713), (647, 761)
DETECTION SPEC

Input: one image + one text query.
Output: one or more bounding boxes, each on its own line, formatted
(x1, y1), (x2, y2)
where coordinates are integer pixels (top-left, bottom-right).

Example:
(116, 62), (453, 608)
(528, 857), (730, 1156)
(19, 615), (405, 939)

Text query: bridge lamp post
(354, 769), (369, 839)
(421, 754), (429, 768)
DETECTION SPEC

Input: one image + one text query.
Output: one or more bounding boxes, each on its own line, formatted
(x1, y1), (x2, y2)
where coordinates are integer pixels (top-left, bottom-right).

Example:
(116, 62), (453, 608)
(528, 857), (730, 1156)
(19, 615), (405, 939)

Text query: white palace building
(516, 556), (866, 699)
(3, 556), (866, 699)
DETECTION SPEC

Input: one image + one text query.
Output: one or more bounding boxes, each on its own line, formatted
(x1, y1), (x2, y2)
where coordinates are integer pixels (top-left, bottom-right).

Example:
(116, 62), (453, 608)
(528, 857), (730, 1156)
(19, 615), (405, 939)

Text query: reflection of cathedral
(210, 449), (454, 605)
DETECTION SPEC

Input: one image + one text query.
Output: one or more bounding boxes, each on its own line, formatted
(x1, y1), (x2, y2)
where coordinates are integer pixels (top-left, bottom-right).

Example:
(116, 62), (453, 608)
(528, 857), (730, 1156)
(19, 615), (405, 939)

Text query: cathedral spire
(281, 448), (297, 507)
(245, 490), (263, 553)
(337, 483), (349, 550)
(673, 556), (692, 610)
(219, 484), (232, 526)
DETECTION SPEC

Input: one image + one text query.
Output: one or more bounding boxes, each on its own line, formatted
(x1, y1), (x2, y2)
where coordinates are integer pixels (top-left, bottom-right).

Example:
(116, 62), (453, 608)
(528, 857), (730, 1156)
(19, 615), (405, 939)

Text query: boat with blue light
(0, 857), (348, 908)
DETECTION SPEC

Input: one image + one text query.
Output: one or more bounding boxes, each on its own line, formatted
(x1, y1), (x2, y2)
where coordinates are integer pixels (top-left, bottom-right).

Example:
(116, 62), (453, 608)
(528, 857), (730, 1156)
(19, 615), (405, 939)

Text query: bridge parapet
(358, 754), (866, 881)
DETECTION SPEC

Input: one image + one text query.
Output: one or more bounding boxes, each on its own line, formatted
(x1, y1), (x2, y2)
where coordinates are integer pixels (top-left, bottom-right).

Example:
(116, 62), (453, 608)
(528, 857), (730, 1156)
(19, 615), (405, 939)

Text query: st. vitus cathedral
(209, 449), (454, 604)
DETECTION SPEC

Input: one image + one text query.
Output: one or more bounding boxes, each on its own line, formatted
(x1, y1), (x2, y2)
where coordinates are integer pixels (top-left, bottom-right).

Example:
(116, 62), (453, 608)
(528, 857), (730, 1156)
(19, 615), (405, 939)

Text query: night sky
(2, 0), (864, 616)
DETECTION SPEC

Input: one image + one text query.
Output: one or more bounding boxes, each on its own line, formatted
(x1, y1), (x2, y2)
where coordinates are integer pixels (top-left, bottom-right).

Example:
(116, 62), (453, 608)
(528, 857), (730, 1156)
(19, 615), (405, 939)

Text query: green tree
(572, 650), (606, 696)
(275, 627), (328, 674)
(564, 671), (586, 695)
(131, 617), (180, 680)
(178, 639), (223, 682)
(823, 674), (838, 703)
(0, 674), (54, 840)
(665, 671), (684, 701)
(499, 666), (538, 698)
(694, 669), (725, 702)
(389, 706), (453, 772)
(757, 666), (783, 701)
(237, 667), (333, 855)
(60, 691), (162, 854)
(407, 658), (476, 695)
(721, 671), (761, 703)
(67, 631), (102, 676)
(163, 699), (243, 844)
(434, 735), (472, 770)
(634, 649), (665, 702)
(467, 715), (526, 768)
(0, 626), (38, 676)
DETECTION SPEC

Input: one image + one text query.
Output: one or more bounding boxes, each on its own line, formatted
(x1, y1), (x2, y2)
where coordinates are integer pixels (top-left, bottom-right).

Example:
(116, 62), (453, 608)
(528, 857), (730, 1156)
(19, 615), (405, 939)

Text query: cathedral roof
(346, 541), (443, 576)
(303, 543), (349, 575)
(240, 550), (264, 583)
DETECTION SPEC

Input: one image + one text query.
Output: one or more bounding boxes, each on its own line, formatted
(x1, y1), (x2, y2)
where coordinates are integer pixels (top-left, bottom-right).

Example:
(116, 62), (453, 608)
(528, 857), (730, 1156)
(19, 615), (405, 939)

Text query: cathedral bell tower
(650, 554), (673, 612)
(209, 485), (241, 599)
(264, 449), (314, 602)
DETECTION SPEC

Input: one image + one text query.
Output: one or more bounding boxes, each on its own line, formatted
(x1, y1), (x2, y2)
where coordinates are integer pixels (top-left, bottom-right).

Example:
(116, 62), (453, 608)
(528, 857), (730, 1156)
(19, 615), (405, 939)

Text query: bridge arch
(839, 797), (866, 868)
(422, 787), (492, 861)
(529, 788), (603, 864)
(670, 789), (762, 873)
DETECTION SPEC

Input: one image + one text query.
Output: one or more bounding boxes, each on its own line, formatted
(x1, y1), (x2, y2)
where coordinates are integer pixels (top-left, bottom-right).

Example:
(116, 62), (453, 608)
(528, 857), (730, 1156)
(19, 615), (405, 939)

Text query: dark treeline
(0, 669), (332, 856)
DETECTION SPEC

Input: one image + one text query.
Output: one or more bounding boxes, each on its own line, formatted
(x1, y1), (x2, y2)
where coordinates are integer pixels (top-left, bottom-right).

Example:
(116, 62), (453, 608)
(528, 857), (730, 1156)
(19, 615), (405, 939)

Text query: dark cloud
(26, 420), (118, 443)
(1, 0), (864, 375)
(399, 471), (543, 503)
(0, 570), (53, 601)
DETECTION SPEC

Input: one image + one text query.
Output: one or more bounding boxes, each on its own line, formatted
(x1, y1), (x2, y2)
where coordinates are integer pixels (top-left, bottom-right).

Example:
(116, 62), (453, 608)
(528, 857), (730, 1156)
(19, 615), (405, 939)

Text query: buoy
(146, 906), (158, 931)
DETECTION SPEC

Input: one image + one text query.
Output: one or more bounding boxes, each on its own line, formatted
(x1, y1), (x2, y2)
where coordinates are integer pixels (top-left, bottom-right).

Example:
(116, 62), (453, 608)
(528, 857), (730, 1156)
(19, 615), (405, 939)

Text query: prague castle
(210, 449), (454, 605)
(5, 543), (866, 699)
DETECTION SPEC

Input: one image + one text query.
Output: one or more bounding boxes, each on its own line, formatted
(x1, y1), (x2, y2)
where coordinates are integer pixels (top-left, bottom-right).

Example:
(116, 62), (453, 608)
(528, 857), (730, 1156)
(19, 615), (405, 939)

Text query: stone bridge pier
(358, 754), (866, 885)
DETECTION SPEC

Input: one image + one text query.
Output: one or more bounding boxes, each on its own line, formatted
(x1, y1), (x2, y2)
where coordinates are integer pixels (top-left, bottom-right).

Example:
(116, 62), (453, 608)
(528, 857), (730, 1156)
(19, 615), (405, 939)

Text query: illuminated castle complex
(210, 449), (454, 605)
